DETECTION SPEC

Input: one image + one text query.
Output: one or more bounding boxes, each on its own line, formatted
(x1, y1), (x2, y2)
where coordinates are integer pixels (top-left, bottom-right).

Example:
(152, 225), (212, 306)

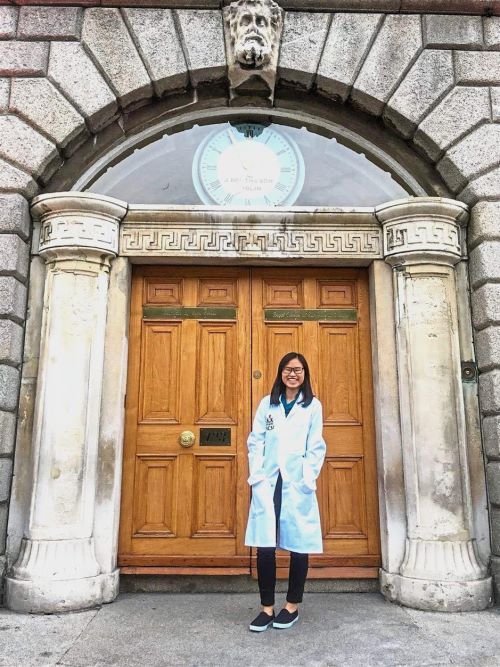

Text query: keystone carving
(223, 0), (284, 106)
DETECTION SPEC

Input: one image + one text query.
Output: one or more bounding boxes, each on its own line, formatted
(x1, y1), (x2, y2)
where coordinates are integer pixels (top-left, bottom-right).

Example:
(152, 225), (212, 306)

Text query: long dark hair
(270, 352), (314, 407)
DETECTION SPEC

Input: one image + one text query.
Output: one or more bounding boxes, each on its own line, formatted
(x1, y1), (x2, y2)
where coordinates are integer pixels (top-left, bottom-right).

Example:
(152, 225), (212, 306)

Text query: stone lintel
(121, 205), (381, 263)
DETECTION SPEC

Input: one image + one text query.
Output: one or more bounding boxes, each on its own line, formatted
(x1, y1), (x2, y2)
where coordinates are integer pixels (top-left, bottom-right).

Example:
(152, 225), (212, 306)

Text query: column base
(380, 569), (493, 612)
(5, 572), (115, 614)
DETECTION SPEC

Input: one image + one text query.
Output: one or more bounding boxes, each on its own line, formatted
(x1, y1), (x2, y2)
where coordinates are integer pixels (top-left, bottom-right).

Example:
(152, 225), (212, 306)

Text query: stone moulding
(120, 206), (382, 262)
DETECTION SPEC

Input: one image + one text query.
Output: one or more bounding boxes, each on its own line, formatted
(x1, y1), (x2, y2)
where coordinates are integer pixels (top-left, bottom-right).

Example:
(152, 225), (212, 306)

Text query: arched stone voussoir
(0, 115), (61, 187)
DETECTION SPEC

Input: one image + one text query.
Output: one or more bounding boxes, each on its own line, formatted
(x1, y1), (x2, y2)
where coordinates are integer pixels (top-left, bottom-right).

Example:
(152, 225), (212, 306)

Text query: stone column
(6, 192), (127, 613)
(376, 197), (492, 612)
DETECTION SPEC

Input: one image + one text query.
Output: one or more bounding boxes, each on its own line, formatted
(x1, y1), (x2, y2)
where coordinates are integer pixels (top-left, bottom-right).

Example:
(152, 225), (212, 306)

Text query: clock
(192, 122), (305, 207)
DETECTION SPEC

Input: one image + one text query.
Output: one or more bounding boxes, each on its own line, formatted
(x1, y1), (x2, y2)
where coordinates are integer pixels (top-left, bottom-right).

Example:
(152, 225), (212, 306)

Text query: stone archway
(1, 5), (499, 610)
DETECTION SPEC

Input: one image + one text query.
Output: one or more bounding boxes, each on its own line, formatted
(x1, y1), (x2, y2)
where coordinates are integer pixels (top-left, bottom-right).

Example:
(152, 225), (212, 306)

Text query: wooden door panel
(139, 322), (181, 423)
(198, 279), (238, 306)
(264, 279), (304, 308)
(193, 456), (235, 537)
(322, 457), (367, 538)
(145, 278), (183, 305)
(133, 455), (177, 536)
(317, 280), (356, 307)
(318, 324), (362, 425)
(196, 323), (237, 424)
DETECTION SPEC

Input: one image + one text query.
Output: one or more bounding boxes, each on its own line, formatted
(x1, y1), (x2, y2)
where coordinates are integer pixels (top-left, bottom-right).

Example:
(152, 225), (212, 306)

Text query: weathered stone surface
(0, 410), (16, 456)
(0, 78), (9, 112)
(487, 462), (500, 506)
(0, 458), (13, 504)
(0, 277), (27, 325)
(17, 7), (82, 41)
(176, 9), (226, 86)
(48, 42), (117, 132)
(460, 166), (500, 206)
(491, 508), (500, 554)
(437, 124), (500, 193)
(316, 13), (382, 102)
(10, 78), (88, 155)
(470, 241), (500, 290)
(0, 193), (29, 240)
(0, 320), (23, 366)
(384, 50), (453, 138)
(0, 41), (48, 77)
(479, 369), (500, 415)
(278, 11), (330, 89)
(0, 7), (17, 39)
(0, 235), (29, 282)
(455, 52), (500, 85)
(82, 8), (152, 108)
(483, 415), (500, 461)
(469, 201), (500, 250)
(414, 87), (490, 162)
(491, 87), (500, 123)
(0, 159), (38, 199)
(0, 365), (20, 412)
(0, 115), (60, 183)
(351, 15), (422, 115)
(424, 15), (483, 48)
(472, 283), (500, 331)
(475, 326), (500, 372)
(0, 504), (7, 553)
(484, 16), (500, 50)
(122, 8), (188, 97)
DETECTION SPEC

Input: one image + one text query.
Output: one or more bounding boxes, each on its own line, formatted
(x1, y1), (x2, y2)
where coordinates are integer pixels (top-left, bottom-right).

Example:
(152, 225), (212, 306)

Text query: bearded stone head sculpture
(224, 0), (283, 69)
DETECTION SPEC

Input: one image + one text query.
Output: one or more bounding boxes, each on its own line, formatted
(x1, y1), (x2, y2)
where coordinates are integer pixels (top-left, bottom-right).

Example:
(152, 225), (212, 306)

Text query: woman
(245, 352), (326, 632)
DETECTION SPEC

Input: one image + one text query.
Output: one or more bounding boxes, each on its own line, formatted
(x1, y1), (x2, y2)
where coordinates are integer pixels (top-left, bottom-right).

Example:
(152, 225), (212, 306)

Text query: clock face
(192, 123), (305, 206)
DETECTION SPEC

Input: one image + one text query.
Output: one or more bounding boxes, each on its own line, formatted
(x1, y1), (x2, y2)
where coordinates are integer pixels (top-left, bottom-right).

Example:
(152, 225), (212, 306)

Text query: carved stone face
(226, 0), (282, 68)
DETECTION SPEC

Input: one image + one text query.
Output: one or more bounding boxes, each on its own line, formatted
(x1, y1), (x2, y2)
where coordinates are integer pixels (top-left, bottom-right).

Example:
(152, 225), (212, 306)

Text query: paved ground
(1, 592), (500, 666)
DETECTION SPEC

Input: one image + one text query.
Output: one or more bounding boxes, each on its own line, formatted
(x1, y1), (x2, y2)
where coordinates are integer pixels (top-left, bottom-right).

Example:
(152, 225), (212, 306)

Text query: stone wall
(0, 4), (499, 598)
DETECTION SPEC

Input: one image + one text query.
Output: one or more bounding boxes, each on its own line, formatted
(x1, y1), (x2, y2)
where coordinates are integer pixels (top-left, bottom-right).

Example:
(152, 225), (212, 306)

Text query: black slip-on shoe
(273, 608), (299, 629)
(249, 610), (275, 632)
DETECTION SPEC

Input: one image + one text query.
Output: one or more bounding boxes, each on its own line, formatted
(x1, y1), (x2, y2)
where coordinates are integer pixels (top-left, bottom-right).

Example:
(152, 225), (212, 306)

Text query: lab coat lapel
(286, 390), (304, 420)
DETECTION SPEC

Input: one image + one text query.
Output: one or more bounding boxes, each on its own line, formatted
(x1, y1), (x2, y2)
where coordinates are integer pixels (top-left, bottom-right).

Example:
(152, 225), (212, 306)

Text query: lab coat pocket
(250, 478), (272, 516)
(293, 479), (315, 495)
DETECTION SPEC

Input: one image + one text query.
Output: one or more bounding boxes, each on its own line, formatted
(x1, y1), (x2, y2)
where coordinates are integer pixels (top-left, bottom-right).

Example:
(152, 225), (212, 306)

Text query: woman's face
(281, 357), (305, 392)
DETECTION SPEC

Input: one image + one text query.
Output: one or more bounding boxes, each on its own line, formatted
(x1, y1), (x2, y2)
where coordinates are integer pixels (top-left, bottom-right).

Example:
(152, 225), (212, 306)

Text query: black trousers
(256, 472), (309, 606)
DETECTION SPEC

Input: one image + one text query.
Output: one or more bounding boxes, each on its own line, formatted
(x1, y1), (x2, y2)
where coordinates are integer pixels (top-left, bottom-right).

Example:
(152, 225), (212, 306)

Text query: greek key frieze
(119, 226), (382, 258)
(39, 217), (119, 253)
(384, 220), (460, 255)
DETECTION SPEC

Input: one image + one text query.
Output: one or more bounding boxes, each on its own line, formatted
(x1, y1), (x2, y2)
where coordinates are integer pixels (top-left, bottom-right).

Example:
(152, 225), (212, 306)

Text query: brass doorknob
(253, 370), (262, 379)
(179, 430), (195, 448)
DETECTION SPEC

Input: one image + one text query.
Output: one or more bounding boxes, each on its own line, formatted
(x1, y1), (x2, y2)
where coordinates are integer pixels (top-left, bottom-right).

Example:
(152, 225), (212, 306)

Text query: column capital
(376, 197), (469, 267)
(31, 192), (127, 261)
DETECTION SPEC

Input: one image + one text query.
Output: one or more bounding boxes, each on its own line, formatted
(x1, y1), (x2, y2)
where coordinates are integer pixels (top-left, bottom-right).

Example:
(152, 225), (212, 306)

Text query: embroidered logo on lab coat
(265, 414), (274, 430)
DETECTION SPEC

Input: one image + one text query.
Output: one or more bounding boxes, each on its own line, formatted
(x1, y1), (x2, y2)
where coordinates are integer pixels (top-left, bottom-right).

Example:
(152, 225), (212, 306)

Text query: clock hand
(227, 128), (250, 173)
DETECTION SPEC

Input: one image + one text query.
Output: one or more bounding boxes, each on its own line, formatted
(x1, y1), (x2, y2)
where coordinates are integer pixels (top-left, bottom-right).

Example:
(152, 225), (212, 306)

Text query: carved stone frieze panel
(119, 208), (382, 262)
(376, 198), (468, 266)
(32, 192), (127, 256)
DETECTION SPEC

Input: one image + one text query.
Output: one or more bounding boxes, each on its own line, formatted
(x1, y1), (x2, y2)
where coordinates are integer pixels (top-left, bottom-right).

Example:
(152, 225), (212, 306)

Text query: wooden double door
(119, 267), (381, 577)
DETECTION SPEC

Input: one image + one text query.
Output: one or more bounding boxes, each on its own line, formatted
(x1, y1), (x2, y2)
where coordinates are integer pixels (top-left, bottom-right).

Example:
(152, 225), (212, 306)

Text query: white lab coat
(244, 392), (326, 553)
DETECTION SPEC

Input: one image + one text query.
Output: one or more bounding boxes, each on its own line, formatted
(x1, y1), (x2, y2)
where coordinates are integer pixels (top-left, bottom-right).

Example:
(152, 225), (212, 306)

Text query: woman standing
(245, 352), (326, 632)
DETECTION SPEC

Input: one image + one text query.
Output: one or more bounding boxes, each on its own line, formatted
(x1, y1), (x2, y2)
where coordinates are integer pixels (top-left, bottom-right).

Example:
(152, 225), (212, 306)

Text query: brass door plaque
(200, 428), (231, 446)
(264, 308), (357, 322)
